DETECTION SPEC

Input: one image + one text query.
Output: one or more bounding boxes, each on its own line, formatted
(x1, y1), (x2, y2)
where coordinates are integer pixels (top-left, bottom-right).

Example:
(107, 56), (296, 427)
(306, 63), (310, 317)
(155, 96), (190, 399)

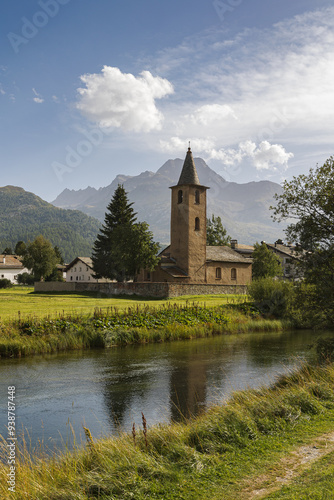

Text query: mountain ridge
(0, 185), (101, 262)
(52, 158), (286, 244)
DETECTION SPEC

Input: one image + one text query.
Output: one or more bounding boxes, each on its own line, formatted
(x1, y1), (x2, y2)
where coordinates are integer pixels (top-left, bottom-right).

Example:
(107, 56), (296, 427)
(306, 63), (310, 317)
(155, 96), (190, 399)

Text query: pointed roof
(177, 147), (200, 186)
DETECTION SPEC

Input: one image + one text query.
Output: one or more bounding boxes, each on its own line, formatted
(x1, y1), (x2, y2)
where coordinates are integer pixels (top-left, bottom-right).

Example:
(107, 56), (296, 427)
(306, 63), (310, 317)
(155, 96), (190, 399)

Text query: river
(0, 329), (327, 453)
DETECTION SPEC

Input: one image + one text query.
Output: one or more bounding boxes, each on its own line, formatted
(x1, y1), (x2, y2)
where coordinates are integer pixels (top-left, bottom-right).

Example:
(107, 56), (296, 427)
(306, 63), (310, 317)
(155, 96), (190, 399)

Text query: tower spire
(177, 145), (200, 185)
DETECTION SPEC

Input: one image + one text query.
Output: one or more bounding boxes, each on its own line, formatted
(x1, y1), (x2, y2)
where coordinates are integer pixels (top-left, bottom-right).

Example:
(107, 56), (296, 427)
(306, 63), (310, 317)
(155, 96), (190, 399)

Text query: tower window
(178, 190), (183, 204)
(195, 190), (200, 204)
(231, 268), (237, 280)
(195, 217), (200, 231)
(215, 267), (221, 279)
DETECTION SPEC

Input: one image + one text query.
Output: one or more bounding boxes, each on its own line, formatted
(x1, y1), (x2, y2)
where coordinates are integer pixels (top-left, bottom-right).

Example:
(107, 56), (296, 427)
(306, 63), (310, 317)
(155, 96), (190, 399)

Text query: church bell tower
(169, 147), (209, 282)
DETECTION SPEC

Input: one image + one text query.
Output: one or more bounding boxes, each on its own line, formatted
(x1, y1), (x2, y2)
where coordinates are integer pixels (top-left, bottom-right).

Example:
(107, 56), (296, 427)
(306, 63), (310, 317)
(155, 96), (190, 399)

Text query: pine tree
(92, 185), (159, 281)
(206, 214), (231, 246)
(252, 242), (283, 279)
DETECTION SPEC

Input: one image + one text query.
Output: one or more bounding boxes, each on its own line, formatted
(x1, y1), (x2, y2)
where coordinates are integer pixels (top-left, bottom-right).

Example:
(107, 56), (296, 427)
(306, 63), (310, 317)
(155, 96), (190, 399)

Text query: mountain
(52, 158), (285, 245)
(0, 186), (100, 262)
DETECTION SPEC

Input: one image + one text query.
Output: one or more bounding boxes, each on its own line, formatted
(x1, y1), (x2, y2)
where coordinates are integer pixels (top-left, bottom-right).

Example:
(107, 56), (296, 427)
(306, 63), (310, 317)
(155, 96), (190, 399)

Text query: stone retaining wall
(34, 281), (248, 297)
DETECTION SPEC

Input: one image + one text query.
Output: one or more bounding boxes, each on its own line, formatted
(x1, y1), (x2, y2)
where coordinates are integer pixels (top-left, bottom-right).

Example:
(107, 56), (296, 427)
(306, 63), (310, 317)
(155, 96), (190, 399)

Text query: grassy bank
(0, 287), (246, 320)
(1, 362), (334, 499)
(0, 298), (287, 358)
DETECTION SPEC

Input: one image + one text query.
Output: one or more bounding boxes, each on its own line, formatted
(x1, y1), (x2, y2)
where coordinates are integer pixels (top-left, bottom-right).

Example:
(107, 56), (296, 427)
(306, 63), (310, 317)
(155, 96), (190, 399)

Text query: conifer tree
(92, 185), (159, 281)
(206, 214), (231, 246)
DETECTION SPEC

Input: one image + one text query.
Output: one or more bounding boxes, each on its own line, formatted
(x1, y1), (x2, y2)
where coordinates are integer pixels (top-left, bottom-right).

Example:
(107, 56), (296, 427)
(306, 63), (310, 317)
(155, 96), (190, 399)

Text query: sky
(1, 0), (334, 202)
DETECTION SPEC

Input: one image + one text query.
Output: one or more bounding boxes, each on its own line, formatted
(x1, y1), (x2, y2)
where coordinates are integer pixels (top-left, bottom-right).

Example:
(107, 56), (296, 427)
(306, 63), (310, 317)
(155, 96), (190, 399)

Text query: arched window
(231, 268), (237, 280)
(195, 190), (200, 204)
(195, 217), (200, 231)
(215, 267), (221, 279)
(178, 190), (183, 204)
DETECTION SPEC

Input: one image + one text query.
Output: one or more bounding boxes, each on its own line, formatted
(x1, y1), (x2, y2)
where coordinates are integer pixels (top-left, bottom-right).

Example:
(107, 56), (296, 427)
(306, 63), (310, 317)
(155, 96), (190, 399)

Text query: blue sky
(1, 0), (334, 201)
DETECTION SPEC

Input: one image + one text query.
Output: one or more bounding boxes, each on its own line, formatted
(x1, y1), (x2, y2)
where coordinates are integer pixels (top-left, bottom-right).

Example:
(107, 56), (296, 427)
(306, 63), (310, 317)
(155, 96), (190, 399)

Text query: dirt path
(240, 431), (334, 499)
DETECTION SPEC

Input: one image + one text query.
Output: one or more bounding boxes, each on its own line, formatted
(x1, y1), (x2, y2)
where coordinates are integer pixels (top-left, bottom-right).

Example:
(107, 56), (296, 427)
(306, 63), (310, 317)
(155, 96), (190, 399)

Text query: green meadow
(0, 287), (245, 321)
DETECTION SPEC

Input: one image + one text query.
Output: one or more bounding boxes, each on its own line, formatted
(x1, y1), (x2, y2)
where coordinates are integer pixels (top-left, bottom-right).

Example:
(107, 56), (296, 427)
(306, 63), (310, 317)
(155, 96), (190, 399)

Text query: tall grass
(1, 362), (334, 499)
(0, 302), (289, 358)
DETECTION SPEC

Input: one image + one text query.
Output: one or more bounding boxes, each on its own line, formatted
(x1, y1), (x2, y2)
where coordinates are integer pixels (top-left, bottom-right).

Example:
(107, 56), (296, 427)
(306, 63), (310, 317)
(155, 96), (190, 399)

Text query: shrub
(248, 277), (294, 318)
(0, 278), (13, 289)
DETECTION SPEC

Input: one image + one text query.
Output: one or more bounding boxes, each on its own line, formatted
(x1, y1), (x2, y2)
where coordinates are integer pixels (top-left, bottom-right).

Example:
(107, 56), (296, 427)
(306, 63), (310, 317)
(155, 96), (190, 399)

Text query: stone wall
(34, 281), (248, 297)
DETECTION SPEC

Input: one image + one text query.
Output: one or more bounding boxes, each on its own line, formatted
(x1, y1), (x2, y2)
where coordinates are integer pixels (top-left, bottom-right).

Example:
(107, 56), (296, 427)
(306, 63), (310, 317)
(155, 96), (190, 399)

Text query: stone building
(137, 147), (252, 285)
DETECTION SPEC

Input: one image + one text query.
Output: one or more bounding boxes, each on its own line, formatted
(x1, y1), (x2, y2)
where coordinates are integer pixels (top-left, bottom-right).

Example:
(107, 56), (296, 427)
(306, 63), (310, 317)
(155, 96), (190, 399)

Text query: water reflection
(0, 329), (325, 452)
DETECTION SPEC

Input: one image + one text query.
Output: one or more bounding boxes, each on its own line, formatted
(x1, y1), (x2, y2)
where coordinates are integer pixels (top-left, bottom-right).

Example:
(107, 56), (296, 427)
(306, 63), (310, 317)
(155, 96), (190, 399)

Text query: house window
(231, 268), (237, 280)
(178, 190), (183, 204)
(70, 276), (73, 281)
(145, 271), (151, 281)
(79, 267), (82, 272)
(88, 276), (90, 281)
(215, 267), (221, 279)
(1, 274), (4, 278)
(195, 190), (200, 204)
(195, 217), (200, 231)
(74, 267), (76, 272)
(76, 276), (78, 281)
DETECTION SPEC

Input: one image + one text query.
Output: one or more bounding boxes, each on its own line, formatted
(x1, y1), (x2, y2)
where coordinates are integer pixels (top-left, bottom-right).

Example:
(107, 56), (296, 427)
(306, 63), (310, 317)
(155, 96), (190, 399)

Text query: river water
(0, 329), (328, 453)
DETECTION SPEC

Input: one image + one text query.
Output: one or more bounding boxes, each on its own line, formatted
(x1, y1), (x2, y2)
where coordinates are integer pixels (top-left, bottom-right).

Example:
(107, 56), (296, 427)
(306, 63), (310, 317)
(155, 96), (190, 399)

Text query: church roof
(177, 147), (200, 186)
(206, 246), (253, 264)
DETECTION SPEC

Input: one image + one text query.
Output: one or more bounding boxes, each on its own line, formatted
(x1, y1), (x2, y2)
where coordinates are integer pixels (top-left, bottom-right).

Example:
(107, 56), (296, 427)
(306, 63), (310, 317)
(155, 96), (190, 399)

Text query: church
(137, 147), (252, 285)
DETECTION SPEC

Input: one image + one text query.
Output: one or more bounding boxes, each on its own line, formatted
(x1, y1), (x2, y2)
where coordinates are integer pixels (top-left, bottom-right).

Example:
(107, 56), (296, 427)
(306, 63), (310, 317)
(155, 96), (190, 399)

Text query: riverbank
(1, 362), (334, 499)
(0, 297), (288, 358)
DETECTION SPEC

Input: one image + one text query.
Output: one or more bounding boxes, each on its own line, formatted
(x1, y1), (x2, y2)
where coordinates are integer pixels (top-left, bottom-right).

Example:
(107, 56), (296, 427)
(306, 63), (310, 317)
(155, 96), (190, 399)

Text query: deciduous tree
(271, 156), (334, 323)
(22, 235), (59, 281)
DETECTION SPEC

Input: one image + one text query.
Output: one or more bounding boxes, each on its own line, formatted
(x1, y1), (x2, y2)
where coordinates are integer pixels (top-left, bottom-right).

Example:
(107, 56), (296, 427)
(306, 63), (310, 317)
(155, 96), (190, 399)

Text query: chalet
(263, 242), (301, 279)
(0, 254), (29, 284)
(66, 257), (98, 283)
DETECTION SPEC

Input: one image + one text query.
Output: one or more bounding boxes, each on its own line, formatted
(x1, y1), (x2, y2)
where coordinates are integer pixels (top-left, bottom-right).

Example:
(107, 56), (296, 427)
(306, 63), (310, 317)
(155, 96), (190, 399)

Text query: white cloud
(159, 137), (293, 172)
(151, 6), (334, 151)
(186, 104), (237, 126)
(32, 88), (44, 104)
(159, 136), (215, 153)
(76, 66), (174, 132)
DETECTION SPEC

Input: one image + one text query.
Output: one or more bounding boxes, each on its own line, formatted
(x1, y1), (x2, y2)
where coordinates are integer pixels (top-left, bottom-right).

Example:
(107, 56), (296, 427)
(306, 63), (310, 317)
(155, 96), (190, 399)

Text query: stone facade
(34, 281), (248, 297)
(170, 184), (208, 282)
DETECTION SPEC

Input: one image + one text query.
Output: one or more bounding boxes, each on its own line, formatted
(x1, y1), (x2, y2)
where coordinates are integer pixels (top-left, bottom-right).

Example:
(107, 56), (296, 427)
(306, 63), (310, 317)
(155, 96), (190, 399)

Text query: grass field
(0, 287), (247, 321)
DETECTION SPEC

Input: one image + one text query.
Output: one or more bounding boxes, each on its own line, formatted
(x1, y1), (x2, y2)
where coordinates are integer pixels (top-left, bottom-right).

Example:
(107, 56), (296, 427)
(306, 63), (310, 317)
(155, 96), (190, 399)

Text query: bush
(0, 278), (13, 289)
(316, 337), (334, 363)
(248, 277), (294, 318)
(17, 272), (35, 285)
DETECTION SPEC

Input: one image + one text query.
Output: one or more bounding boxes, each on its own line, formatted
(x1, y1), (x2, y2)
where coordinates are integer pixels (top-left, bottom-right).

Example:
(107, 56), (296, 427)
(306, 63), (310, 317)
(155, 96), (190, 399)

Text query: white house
(0, 254), (29, 284)
(66, 257), (99, 283)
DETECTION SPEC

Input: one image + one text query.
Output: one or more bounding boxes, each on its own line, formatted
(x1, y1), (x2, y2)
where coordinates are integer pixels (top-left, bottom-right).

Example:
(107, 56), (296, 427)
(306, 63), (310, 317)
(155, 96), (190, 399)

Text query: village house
(137, 147), (252, 286)
(66, 257), (98, 282)
(0, 254), (29, 284)
(263, 241), (301, 279)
